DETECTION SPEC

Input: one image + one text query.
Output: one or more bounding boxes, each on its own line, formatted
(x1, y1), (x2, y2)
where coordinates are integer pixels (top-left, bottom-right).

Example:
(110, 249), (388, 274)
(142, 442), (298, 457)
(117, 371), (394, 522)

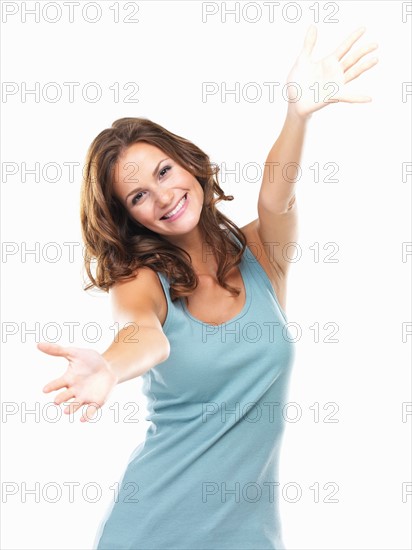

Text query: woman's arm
(256, 25), (378, 277)
(39, 267), (170, 422)
(258, 108), (307, 217)
(102, 267), (171, 384)
(102, 326), (169, 385)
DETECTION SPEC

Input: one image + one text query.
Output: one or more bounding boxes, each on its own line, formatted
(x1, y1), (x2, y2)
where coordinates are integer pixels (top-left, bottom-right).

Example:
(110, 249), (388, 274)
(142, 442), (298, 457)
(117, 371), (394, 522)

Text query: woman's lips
(160, 193), (188, 221)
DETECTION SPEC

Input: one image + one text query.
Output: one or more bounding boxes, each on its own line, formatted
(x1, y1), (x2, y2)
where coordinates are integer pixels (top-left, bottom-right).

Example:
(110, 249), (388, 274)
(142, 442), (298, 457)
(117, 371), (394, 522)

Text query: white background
(1, 1), (411, 549)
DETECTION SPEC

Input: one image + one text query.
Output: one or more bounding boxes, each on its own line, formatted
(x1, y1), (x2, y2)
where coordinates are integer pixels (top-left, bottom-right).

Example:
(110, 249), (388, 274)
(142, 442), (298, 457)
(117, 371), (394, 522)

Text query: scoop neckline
(181, 253), (252, 328)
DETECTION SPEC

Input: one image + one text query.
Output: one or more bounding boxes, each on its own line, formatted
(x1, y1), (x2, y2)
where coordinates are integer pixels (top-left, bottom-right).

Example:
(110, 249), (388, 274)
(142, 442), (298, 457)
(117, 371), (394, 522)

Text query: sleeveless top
(94, 231), (296, 550)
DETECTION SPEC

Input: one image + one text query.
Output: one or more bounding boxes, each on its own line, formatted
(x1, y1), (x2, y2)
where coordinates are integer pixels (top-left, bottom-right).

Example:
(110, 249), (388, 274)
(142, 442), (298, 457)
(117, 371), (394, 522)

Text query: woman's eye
(131, 166), (172, 206)
(159, 165), (171, 178)
(131, 191), (144, 205)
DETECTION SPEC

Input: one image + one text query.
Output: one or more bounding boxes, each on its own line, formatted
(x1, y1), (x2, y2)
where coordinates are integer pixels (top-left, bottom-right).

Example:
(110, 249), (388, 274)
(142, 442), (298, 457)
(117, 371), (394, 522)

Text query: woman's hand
(286, 25), (379, 119)
(38, 342), (119, 423)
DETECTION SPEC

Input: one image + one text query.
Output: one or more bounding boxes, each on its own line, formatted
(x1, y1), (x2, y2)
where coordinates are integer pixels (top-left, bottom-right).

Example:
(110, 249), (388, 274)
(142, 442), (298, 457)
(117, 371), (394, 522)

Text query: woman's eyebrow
(152, 157), (170, 177)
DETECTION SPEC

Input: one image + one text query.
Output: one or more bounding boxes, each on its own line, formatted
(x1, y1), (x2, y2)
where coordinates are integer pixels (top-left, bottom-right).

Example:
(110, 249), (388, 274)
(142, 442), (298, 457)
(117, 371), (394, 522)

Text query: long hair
(80, 117), (247, 301)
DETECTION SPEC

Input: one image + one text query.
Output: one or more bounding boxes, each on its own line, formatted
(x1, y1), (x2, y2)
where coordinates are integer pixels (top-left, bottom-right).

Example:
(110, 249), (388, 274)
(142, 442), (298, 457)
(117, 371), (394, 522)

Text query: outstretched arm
(256, 25), (378, 277)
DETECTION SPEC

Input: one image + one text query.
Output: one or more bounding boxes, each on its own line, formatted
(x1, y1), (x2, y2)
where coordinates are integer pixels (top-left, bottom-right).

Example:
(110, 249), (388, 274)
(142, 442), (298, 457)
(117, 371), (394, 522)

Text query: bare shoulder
(109, 266), (168, 329)
(239, 219), (281, 280)
(239, 218), (287, 311)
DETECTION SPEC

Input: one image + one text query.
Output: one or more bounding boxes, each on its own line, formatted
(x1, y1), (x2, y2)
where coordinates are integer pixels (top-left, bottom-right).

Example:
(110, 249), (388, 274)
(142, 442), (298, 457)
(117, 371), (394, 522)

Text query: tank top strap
(226, 229), (254, 284)
(155, 270), (175, 333)
(229, 228), (288, 323)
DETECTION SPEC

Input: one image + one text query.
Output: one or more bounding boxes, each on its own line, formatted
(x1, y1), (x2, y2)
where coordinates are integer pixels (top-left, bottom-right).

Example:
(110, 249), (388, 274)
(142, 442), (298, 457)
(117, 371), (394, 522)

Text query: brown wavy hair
(80, 117), (247, 301)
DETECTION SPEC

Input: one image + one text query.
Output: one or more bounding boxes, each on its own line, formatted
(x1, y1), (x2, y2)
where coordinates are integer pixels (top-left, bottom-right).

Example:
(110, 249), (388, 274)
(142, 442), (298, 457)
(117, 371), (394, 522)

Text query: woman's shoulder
(110, 266), (168, 328)
(239, 219), (283, 281)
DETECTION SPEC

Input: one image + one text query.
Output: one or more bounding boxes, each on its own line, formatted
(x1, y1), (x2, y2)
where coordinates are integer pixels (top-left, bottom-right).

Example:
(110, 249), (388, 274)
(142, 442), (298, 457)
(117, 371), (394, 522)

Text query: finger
(343, 56), (379, 84)
(80, 403), (101, 423)
(300, 24), (317, 57)
(54, 388), (76, 405)
(334, 26), (366, 61)
(63, 400), (84, 416)
(37, 341), (72, 359)
(334, 94), (372, 103)
(341, 42), (378, 72)
(72, 402), (98, 423)
(80, 412), (94, 423)
(43, 376), (69, 393)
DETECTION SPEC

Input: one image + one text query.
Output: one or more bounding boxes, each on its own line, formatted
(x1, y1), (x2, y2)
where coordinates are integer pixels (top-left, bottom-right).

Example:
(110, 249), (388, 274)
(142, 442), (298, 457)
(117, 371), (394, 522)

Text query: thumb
(37, 342), (72, 359)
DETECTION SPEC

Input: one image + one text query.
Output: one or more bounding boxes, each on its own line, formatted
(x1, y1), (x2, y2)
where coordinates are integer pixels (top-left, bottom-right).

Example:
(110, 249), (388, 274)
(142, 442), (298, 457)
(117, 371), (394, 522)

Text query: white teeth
(163, 194), (186, 219)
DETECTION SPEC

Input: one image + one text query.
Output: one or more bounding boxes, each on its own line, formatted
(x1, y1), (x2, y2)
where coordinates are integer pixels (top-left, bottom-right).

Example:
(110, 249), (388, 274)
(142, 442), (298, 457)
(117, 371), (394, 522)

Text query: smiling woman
(76, 118), (296, 550)
(37, 24), (378, 550)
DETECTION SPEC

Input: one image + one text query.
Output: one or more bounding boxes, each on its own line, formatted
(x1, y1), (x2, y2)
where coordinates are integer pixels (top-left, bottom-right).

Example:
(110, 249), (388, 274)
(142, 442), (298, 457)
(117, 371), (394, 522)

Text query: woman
(38, 26), (378, 550)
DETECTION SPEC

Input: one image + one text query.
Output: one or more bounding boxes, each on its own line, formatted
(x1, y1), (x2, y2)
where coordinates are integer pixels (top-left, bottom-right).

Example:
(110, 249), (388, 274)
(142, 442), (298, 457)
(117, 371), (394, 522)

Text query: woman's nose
(156, 189), (174, 207)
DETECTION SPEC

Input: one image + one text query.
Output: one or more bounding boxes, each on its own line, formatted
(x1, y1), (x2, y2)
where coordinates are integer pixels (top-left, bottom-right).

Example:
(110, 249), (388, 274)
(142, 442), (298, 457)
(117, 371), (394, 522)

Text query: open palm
(286, 25), (378, 118)
(38, 342), (118, 423)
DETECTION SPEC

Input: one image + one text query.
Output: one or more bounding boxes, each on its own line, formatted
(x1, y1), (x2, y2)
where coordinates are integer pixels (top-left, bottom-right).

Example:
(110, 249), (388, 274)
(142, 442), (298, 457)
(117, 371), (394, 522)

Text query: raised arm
(257, 25), (378, 277)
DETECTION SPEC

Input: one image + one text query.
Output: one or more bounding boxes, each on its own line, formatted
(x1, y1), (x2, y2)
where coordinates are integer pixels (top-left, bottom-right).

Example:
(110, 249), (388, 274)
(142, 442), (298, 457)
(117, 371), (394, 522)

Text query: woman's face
(112, 142), (204, 237)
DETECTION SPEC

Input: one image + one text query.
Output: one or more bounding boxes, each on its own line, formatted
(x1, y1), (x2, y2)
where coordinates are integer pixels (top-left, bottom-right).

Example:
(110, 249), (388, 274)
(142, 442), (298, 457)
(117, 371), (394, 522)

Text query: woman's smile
(160, 193), (189, 221)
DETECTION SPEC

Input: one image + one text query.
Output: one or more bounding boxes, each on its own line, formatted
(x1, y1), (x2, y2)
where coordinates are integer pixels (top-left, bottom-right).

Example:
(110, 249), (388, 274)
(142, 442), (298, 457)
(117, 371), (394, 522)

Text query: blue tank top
(94, 231), (296, 549)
